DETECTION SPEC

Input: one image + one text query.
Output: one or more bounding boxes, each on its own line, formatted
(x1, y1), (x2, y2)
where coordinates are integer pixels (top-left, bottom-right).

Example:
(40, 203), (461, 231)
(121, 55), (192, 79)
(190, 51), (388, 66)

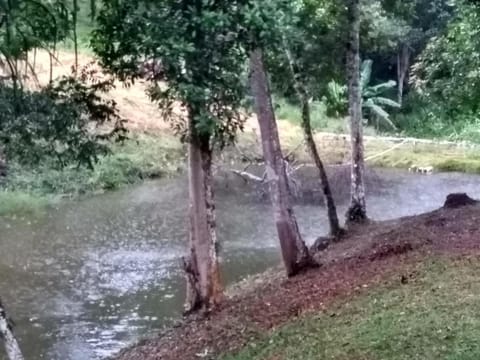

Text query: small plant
(361, 60), (401, 130)
(323, 80), (348, 118)
(323, 60), (401, 129)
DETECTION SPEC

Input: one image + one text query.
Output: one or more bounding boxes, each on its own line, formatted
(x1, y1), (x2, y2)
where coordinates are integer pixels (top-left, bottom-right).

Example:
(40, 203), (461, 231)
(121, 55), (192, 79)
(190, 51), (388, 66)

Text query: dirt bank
(113, 197), (480, 360)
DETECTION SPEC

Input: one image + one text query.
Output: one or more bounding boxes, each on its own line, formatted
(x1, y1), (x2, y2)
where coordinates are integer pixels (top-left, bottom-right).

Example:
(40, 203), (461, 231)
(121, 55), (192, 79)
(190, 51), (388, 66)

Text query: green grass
(273, 97), (334, 130)
(391, 94), (480, 145)
(366, 141), (480, 174)
(273, 97), (378, 136)
(0, 134), (184, 216)
(0, 191), (50, 216)
(224, 256), (480, 360)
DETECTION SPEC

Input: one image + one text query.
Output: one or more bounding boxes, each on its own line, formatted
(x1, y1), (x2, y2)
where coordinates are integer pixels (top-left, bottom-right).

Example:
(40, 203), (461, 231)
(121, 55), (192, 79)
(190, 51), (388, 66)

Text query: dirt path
(113, 199), (480, 360)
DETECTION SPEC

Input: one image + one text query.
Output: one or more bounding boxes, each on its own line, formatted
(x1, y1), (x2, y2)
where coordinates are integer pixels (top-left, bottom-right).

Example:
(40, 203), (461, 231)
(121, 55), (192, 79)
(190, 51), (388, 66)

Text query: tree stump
(443, 193), (477, 209)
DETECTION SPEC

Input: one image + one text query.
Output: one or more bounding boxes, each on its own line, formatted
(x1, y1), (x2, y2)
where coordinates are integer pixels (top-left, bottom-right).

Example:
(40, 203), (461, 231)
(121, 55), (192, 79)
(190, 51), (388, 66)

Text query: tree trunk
(183, 111), (222, 314)
(346, 0), (367, 224)
(73, 0), (79, 75)
(33, 48), (37, 75)
(0, 147), (7, 177)
(283, 46), (342, 238)
(397, 45), (410, 106)
(249, 48), (314, 276)
(49, 50), (53, 84)
(0, 298), (24, 360)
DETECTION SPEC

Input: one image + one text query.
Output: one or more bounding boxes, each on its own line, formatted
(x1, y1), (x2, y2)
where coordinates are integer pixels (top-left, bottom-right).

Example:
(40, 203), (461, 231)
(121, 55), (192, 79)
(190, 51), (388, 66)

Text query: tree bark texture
(283, 45), (342, 237)
(0, 298), (24, 360)
(397, 44), (410, 106)
(346, 0), (368, 223)
(249, 48), (313, 276)
(72, 0), (79, 75)
(183, 112), (222, 313)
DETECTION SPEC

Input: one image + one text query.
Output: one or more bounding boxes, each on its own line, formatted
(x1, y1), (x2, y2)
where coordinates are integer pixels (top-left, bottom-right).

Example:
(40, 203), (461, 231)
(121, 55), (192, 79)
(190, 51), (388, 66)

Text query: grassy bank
(4, 126), (480, 216)
(273, 98), (480, 173)
(224, 256), (480, 360)
(238, 121), (480, 173)
(0, 133), (184, 216)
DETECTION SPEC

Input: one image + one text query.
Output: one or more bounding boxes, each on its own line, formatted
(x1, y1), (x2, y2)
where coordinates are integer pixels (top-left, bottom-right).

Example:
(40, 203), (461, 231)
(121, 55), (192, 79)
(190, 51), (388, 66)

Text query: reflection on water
(1, 169), (480, 359)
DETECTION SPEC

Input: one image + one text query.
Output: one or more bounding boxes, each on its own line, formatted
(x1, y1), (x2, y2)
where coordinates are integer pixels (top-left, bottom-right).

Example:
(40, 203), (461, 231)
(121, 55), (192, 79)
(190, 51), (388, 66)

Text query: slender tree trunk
(24, 52), (28, 79)
(249, 48), (314, 276)
(49, 51), (54, 84)
(73, 0), (79, 75)
(183, 111), (222, 314)
(0, 147), (7, 177)
(346, 0), (367, 224)
(0, 298), (24, 360)
(397, 45), (410, 106)
(33, 48), (37, 75)
(283, 46), (342, 237)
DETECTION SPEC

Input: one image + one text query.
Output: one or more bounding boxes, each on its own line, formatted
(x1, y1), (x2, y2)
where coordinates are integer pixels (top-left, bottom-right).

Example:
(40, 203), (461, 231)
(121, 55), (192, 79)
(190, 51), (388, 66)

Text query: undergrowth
(0, 134), (184, 215)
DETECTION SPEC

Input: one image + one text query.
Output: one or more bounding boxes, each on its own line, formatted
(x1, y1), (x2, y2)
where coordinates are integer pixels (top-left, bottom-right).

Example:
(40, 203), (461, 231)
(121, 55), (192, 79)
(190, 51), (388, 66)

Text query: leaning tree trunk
(283, 46), (342, 238)
(183, 112), (222, 314)
(346, 0), (367, 224)
(397, 44), (410, 106)
(249, 48), (313, 276)
(0, 298), (24, 360)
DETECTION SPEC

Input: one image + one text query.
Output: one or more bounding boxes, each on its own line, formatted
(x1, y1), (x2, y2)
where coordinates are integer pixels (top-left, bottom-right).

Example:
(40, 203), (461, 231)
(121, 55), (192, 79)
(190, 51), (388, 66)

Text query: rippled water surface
(1, 169), (480, 359)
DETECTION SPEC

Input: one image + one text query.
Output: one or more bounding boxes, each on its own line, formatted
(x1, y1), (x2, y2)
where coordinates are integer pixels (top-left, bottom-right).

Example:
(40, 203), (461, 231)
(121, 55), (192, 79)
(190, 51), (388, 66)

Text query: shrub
(0, 64), (127, 169)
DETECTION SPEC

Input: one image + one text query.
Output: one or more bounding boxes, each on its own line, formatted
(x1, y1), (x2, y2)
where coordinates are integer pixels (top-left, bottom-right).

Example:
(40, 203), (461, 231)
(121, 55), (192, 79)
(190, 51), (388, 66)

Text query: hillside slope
(114, 197), (480, 360)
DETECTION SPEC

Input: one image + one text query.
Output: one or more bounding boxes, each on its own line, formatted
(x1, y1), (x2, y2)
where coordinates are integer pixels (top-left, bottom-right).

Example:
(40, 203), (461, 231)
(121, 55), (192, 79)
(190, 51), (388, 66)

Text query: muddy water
(1, 169), (480, 360)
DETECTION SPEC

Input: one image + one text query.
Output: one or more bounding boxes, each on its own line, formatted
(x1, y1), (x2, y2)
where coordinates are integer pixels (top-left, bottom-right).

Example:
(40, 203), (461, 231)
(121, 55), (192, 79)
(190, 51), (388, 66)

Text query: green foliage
(264, 0), (451, 101)
(361, 0), (410, 53)
(361, 60), (400, 129)
(0, 0), (72, 85)
(224, 256), (480, 360)
(92, 0), (250, 148)
(0, 66), (126, 168)
(0, 0), (70, 54)
(412, 2), (480, 118)
(324, 60), (400, 129)
(0, 134), (184, 215)
(323, 80), (348, 118)
(273, 97), (345, 131)
(265, 0), (347, 99)
(393, 89), (480, 143)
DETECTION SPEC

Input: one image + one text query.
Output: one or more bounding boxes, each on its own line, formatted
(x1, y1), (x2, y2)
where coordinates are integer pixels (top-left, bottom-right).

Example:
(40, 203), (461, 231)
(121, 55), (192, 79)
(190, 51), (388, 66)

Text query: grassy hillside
(224, 256), (480, 360)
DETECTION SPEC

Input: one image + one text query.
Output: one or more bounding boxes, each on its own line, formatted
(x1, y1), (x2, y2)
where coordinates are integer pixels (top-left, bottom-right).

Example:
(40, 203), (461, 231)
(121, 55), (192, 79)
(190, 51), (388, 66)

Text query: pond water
(1, 169), (480, 359)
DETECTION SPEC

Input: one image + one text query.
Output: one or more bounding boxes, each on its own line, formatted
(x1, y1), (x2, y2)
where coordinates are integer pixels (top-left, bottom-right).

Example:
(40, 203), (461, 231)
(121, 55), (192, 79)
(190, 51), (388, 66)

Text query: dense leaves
(412, 2), (480, 114)
(92, 0), (251, 147)
(0, 0), (71, 77)
(324, 60), (399, 129)
(0, 66), (126, 168)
